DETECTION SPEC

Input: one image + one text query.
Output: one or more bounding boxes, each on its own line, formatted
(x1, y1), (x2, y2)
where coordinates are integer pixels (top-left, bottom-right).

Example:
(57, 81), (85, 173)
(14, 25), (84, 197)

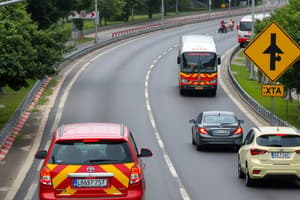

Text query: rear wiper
(269, 144), (283, 147)
(220, 122), (234, 126)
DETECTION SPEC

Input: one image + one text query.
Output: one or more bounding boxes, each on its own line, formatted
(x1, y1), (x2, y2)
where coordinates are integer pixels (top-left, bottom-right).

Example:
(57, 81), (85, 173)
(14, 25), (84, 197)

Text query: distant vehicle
(177, 35), (221, 96)
(189, 111), (244, 151)
(238, 126), (300, 187)
(237, 13), (270, 47)
(35, 123), (152, 200)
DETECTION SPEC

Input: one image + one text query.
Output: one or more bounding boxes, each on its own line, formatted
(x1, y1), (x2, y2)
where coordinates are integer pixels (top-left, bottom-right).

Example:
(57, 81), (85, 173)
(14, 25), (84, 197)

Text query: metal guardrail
(0, 5), (283, 147)
(0, 79), (47, 145)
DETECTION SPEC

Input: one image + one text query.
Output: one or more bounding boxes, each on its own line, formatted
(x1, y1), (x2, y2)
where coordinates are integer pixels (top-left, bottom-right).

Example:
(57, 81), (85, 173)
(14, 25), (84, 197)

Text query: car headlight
(210, 79), (217, 84)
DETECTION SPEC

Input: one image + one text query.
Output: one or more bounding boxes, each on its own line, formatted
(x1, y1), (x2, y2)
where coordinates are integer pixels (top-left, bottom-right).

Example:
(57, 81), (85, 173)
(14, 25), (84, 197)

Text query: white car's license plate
(73, 178), (107, 188)
(271, 152), (291, 159)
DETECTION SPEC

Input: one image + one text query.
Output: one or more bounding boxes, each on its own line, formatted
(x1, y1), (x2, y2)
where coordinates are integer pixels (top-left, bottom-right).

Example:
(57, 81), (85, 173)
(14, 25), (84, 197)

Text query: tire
(233, 144), (240, 152)
(238, 158), (245, 179)
(196, 144), (203, 151)
(179, 89), (184, 96)
(245, 166), (255, 187)
(210, 90), (216, 97)
(192, 133), (196, 145)
(239, 43), (244, 48)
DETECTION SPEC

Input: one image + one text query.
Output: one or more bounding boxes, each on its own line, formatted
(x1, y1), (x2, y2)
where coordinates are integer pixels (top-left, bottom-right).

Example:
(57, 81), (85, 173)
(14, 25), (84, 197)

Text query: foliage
(0, 3), (70, 90)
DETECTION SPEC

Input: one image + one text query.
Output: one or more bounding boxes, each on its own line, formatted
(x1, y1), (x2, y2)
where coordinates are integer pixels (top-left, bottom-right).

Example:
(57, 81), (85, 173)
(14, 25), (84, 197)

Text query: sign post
(244, 21), (300, 125)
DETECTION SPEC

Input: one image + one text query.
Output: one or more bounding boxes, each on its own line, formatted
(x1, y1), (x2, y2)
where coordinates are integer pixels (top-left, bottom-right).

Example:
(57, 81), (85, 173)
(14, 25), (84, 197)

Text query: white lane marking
(145, 51), (191, 200)
(24, 183), (37, 200)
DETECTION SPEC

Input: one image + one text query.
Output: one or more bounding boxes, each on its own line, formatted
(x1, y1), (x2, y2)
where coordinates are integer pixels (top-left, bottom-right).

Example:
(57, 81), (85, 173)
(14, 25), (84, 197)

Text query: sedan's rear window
(49, 140), (133, 165)
(203, 115), (236, 124)
(257, 135), (300, 147)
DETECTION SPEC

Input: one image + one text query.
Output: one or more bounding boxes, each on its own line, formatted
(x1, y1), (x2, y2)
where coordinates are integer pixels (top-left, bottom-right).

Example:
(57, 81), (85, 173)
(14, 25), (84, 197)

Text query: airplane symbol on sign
(263, 33), (283, 71)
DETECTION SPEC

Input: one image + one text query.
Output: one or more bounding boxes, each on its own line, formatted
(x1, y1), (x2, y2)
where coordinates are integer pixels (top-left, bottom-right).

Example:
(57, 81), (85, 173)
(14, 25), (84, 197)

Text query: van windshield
(239, 21), (252, 31)
(181, 52), (217, 73)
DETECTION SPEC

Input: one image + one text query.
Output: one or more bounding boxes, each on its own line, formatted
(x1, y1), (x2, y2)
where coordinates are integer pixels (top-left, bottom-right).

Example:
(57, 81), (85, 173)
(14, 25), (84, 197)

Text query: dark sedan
(190, 111), (244, 151)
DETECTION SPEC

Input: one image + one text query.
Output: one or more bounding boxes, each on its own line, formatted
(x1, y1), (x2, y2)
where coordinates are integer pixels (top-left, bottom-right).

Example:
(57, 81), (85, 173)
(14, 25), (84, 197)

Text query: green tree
(0, 3), (70, 91)
(98, 0), (125, 25)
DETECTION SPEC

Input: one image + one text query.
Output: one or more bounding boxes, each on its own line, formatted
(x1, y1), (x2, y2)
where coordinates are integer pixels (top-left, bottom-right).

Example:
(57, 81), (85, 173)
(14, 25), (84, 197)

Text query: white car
(238, 126), (300, 186)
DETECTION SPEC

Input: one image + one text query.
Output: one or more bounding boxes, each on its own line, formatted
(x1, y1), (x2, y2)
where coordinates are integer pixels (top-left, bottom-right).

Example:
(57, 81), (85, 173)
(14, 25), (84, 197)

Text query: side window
(248, 132), (255, 144)
(129, 132), (139, 156)
(196, 113), (203, 123)
(244, 130), (254, 145)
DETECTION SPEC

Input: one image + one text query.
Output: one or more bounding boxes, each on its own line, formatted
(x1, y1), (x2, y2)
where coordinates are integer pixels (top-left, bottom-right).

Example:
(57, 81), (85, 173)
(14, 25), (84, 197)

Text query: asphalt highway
(2, 6), (299, 200)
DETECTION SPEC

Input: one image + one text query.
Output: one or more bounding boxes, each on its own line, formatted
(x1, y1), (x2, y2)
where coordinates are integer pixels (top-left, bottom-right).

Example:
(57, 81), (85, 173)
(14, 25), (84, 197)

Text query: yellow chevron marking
(124, 163), (134, 170)
(101, 165), (129, 187)
(58, 186), (77, 195)
(52, 165), (81, 189)
(104, 185), (122, 195)
(47, 164), (57, 170)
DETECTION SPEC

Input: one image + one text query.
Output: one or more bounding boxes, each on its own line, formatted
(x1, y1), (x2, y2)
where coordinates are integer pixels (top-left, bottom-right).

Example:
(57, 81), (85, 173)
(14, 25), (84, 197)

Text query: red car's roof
(54, 123), (129, 141)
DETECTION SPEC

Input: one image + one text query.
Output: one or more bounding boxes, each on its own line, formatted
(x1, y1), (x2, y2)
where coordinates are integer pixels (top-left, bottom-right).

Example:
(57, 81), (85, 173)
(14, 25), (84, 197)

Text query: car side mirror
(189, 119), (196, 124)
(177, 56), (181, 64)
(35, 150), (47, 159)
(139, 148), (152, 157)
(217, 56), (221, 65)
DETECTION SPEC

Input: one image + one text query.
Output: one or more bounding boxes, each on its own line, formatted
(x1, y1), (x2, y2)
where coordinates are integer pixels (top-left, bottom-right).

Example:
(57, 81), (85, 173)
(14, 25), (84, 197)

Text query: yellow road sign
(261, 84), (284, 97)
(244, 21), (300, 82)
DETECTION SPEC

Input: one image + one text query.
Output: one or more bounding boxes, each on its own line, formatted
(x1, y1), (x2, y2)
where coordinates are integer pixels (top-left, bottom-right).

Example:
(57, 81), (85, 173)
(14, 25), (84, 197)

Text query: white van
(177, 35), (220, 96)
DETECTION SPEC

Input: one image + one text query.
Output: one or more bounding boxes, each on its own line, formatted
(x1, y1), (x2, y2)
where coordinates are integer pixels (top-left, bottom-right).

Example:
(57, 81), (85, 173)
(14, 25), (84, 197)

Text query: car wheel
(179, 89), (185, 96)
(238, 159), (245, 179)
(245, 166), (255, 187)
(192, 134), (196, 145)
(196, 144), (204, 151)
(233, 144), (240, 152)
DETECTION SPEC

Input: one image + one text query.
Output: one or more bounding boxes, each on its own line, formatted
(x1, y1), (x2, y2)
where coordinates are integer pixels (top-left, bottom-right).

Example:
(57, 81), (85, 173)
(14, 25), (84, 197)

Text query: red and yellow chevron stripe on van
(45, 163), (135, 197)
(179, 72), (217, 86)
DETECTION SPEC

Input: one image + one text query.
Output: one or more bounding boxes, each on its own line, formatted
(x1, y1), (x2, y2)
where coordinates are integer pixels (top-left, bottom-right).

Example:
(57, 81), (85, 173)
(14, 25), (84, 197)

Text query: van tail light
(295, 150), (300, 154)
(250, 148), (267, 156)
(130, 166), (142, 184)
(40, 166), (52, 185)
(198, 127), (208, 135)
(233, 127), (243, 135)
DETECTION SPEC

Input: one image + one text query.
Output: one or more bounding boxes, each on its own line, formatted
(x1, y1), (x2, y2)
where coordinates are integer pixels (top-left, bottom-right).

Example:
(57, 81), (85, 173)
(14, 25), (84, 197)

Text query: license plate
(73, 178), (108, 188)
(195, 87), (203, 90)
(214, 130), (227, 134)
(271, 152), (291, 159)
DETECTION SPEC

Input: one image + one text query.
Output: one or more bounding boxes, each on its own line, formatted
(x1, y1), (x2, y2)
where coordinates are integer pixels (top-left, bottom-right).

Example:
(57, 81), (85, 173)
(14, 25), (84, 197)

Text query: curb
(0, 77), (52, 162)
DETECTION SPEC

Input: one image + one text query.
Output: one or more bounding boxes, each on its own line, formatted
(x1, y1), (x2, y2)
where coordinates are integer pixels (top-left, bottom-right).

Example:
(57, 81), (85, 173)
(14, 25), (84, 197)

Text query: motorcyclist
(220, 19), (226, 32)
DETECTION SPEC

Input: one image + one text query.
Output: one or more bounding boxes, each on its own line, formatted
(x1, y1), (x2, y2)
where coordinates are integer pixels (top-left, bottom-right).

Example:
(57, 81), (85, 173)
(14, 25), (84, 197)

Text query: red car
(35, 123), (152, 200)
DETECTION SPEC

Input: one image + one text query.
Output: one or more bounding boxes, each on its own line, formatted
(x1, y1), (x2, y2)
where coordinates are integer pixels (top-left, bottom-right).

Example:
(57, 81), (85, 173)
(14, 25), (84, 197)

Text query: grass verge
(231, 51), (300, 129)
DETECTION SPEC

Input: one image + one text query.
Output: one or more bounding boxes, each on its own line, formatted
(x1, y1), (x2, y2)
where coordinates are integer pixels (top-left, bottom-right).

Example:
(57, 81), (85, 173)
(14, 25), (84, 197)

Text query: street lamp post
(229, 0), (231, 16)
(161, 0), (164, 29)
(94, 0), (99, 43)
(249, 0), (255, 80)
(209, 0), (211, 18)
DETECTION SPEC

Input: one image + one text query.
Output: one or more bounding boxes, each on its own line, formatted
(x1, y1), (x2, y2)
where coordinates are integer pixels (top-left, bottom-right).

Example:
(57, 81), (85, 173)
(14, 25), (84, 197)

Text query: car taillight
(40, 166), (52, 185)
(250, 148), (267, 156)
(295, 150), (300, 154)
(198, 127), (208, 135)
(233, 127), (243, 135)
(130, 166), (142, 184)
